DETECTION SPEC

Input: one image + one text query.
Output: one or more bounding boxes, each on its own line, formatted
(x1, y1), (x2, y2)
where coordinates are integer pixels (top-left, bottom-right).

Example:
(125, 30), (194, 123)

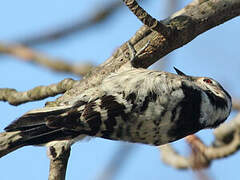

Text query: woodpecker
(2, 67), (231, 154)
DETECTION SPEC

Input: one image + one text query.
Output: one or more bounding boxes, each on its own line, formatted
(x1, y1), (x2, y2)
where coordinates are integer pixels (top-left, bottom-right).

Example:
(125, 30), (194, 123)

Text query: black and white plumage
(4, 68), (232, 151)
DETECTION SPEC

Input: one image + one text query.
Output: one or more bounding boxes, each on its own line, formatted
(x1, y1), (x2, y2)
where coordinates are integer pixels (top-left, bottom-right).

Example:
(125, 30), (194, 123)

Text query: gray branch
(56, 0), (240, 104)
(159, 112), (240, 169)
(18, 1), (122, 45)
(0, 78), (78, 105)
(1, 0), (240, 179)
(48, 142), (71, 180)
(0, 42), (94, 76)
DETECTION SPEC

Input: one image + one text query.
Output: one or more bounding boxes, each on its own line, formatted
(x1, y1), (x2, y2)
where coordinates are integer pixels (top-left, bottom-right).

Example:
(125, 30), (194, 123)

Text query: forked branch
(1, 0), (240, 179)
(122, 0), (171, 36)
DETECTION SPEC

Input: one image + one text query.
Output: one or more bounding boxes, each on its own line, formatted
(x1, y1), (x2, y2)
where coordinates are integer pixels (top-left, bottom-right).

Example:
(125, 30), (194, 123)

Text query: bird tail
(1, 106), (82, 158)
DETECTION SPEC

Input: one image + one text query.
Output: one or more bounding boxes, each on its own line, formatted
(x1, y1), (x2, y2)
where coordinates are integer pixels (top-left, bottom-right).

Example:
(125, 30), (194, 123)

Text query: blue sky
(0, 0), (239, 180)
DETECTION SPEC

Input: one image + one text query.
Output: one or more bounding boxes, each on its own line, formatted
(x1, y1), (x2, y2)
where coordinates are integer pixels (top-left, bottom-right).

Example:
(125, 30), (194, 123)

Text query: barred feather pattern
(4, 68), (232, 147)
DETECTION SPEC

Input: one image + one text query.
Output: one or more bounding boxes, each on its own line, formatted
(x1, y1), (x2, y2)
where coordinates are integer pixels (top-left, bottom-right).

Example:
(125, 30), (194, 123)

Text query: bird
(1, 67), (232, 157)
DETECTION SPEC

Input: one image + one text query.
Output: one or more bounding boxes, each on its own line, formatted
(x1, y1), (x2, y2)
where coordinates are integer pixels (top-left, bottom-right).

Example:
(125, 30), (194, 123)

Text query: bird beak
(174, 67), (186, 76)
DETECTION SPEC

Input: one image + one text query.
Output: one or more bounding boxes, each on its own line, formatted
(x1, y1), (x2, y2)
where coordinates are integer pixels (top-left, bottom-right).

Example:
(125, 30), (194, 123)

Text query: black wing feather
(4, 109), (68, 132)
(4, 108), (81, 146)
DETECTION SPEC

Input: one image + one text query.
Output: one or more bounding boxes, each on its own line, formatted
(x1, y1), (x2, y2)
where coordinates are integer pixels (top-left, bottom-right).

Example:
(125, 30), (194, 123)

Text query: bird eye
(203, 79), (213, 84)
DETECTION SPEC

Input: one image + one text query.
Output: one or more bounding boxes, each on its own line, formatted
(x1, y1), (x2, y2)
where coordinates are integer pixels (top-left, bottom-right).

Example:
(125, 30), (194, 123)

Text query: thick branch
(0, 78), (77, 105)
(56, 0), (240, 104)
(0, 43), (94, 76)
(41, 1), (240, 173)
(1, 0), (240, 178)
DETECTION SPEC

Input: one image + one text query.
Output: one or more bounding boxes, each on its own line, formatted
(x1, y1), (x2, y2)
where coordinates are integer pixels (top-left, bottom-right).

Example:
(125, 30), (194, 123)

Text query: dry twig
(18, 2), (122, 45)
(122, 0), (171, 36)
(97, 143), (134, 180)
(0, 78), (78, 105)
(159, 112), (240, 169)
(0, 42), (94, 76)
(1, 0), (240, 179)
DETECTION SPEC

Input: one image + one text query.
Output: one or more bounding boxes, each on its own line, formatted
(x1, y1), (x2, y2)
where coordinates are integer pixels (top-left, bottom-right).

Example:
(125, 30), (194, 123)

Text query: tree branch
(97, 143), (134, 180)
(0, 78), (78, 105)
(122, 0), (171, 36)
(159, 112), (240, 169)
(55, 0), (240, 105)
(0, 42), (94, 76)
(159, 144), (190, 169)
(214, 112), (240, 146)
(18, 1), (122, 46)
(48, 142), (71, 180)
(187, 131), (240, 160)
(0, 131), (23, 157)
(1, 0), (240, 178)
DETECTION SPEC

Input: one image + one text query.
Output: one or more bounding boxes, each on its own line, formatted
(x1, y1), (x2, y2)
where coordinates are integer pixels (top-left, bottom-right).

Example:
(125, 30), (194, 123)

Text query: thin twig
(98, 2), (177, 178)
(97, 143), (134, 180)
(213, 112), (240, 146)
(159, 112), (240, 170)
(186, 130), (240, 166)
(159, 144), (189, 169)
(186, 135), (211, 169)
(0, 78), (78, 105)
(160, 131), (240, 169)
(122, 0), (170, 36)
(1, 0), (240, 178)
(0, 42), (94, 76)
(18, 2), (122, 45)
